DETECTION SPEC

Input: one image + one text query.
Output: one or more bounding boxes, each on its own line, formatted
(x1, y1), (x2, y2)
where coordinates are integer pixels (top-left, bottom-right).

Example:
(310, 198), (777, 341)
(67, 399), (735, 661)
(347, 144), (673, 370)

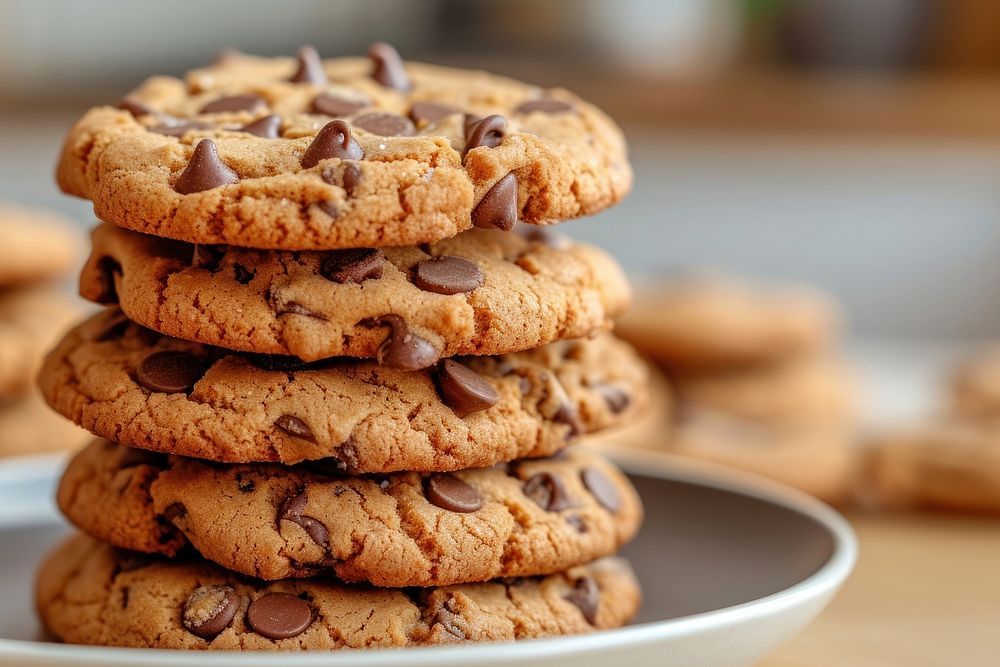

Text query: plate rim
(0, 446), (857, 664)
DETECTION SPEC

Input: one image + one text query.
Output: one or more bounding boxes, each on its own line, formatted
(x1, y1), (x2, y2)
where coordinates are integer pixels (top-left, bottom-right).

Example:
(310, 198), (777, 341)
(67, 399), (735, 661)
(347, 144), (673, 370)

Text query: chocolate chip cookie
(57, 43), (632, 250)
(617, 275), (839, 372)
(39, 309), (648, 469)
(59, 439), (641, 586)
(0, 204), (79, 288)
(37, 533), (640, 649)
(0, 390), (91, 457)
(81, 223), (629, 361)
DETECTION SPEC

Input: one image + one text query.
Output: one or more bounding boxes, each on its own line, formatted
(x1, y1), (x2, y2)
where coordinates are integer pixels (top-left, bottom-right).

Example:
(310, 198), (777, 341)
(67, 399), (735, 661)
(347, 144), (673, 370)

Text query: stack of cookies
(0, 205), (89, 457)
(615, 274), (858, 503)
(36, 43), (649, 649)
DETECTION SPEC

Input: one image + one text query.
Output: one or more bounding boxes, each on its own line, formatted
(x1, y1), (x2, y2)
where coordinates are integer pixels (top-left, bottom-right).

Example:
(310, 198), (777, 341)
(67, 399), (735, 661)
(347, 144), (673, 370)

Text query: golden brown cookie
(616, 275), (839, 372)
(81, 223), (629, 361)
(59, 439), (642, 586)
(0, 389), (91, 457)
(37, 533), (640, 649)
(57, 44), (631, 250)
(868, 422), (1000, 513)
(0, 204), (79, 288)
(949, 346), (1000, 421)
(39, 309), (649, 469)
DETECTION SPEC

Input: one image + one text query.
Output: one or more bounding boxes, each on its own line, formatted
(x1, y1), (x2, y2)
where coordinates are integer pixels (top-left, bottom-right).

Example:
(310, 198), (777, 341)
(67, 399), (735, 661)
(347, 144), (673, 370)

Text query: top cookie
(57, 43), (632, 250)
(0, 204), (79, 288)
(616, 274), (839, 372)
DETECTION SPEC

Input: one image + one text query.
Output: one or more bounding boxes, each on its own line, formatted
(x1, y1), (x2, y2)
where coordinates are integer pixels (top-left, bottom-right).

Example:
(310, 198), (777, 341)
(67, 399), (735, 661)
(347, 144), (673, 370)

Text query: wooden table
(760, 511), (1000, 666)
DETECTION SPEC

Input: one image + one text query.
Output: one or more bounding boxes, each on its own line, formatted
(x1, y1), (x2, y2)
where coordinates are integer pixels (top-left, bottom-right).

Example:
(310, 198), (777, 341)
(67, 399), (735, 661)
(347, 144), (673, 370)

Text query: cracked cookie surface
(39, 309), (649, 468)
(57, 46), (631, 250)
(37, 533), (640, 649)
(59, 439), (642, 586)
(82, 223), (629, 361)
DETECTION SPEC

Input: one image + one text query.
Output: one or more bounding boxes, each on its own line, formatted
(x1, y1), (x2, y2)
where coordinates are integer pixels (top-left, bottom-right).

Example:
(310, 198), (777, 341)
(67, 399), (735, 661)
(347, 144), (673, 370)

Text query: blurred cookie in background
(868, 422), (1000, 514)
(0, 205), (78, 289)
(948, 345), (1000, 421)
(616, 273), (839, 373)
(0, 390), (90, 458)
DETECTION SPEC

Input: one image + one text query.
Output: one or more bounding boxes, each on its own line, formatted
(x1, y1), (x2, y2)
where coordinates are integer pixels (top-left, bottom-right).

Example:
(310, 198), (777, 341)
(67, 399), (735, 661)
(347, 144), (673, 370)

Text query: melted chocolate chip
(150, 121), (214, 137)
(117, 98), (153, 117)
(353, 112), (415, 137)
(301, 120), (364, 168)
(409, 101), (459, 126)
(320, 248), (384, 284)
(367, 42), (410, 91)
(182, 585), (242, 640)
(425, 473), (483, 513)
(595, 383), (630, 414)
(289, 45), (327, 85)
(317, 201), (339, 219)
(581, 467), (622, 512)
(200, 94), (266, 114)
(564, 576), (599, 624)
(437, 359), (499, 417)
(227, 264), (253, 285)
(247, 592), (314, 640)
(174, 139), (239, 194)
(516, 98), (575, 114)
(523, 473), (574, 511)
(464, 114), (507, 157)
(136, 351), (206, 394)
(341, 163), (363, 196)
(374, 314), (440, 370)
(413, 256), (483, 295)
(279, 492), (329, 548)
(238, 114), (281, 138)
(274, 415), (316, 442)
(472, 173), (517, 231)
(311, 93), (367, 117)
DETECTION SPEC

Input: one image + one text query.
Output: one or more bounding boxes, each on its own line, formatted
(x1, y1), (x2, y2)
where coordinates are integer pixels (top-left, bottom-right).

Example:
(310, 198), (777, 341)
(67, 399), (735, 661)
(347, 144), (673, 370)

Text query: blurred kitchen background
(3, 0), (1000, 339)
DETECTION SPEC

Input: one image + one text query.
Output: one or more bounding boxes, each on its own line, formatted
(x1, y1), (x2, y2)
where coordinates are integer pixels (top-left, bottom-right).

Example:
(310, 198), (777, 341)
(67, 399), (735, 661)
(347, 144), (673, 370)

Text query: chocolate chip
(93, 257), (122, 304)
(317, 201), (339, 219)
(413, 256), (483, 295)
(174, 139), (239, 194)
(311, 93), (367, 117)
(236, 473), (256, 493)
(94, 310), (130, 342)
(275, 415), (315, 442)
(595, 384), (630, 414)
(464, 114), (507, 157)
(516, 98), (575, 114)
(523, 473), (574, 511)
(246, 592), (314, 640)
(289, 45), (327, 85)
(545, 374), (583, 437)
(581, 467), (622, 512)
(301, 120), (363, 168)
(231, 263), (255, 284)
(118, 447), (167, 469)
(353, 112), (415, 137)
(472, 173), (517, 231)
(425, 474), (482, 513)
(437, 359), (499, 417)
(566, 515), (587, 533)
(341, 163), (363, 196)
(278, 492), (329, 548)
(136, 351), (206, 394)
(320, 248), (384, 284)
(182, 585), (242, 640)
(200, 94), (266, 114)
(519, 226), (573, 250)
(191, 244), (225, 271)
(367, 42), (410, 91)
(117, 98), (153, 117)
(374, 314), (439, 370)
(238, 114), (281, 138)
(409, 101), (459, 126)
(150, 121), (214, 137)
(564, 576), (599, 624)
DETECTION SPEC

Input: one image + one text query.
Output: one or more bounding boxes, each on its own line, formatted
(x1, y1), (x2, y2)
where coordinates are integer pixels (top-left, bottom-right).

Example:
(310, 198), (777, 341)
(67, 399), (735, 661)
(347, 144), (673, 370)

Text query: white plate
(0, 449), (855, 667)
